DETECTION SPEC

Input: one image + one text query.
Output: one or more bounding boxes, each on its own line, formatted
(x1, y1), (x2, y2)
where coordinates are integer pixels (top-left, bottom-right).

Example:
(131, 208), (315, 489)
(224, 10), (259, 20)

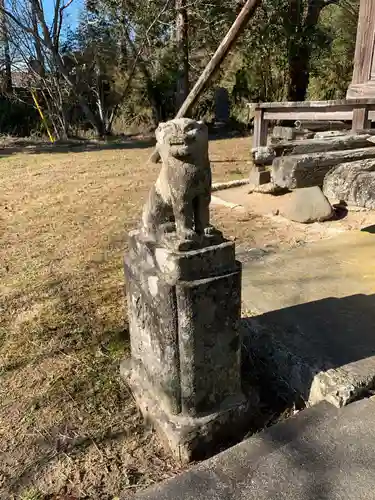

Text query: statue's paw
(204, 225), (222, 237)
(175, 229), (202, 251)
(160, 222), (176, 234)
(180, 228), (198, 242)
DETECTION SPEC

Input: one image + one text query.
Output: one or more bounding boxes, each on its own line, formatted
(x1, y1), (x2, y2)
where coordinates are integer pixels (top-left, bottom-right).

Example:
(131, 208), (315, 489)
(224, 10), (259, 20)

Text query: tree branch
(52, 0), (61, 45)
(0, 6), (36, 36)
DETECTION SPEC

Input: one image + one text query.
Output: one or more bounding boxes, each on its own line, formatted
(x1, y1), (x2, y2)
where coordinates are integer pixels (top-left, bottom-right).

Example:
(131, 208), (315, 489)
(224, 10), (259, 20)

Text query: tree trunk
(287, 0), (329, 102)
(175, 0), (189, 110)
(31, 0), (45, 75)
(0, 0), (11, 92)
(287, 44), (311, 101)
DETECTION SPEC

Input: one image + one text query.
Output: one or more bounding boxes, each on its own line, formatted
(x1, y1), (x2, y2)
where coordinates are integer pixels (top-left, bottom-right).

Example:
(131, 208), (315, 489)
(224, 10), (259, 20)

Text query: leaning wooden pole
(150, 0), (262, 163)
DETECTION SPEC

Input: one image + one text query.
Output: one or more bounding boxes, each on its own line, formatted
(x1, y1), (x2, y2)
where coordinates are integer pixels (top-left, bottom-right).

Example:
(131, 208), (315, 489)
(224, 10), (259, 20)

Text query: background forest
(0, 0), (360, 138)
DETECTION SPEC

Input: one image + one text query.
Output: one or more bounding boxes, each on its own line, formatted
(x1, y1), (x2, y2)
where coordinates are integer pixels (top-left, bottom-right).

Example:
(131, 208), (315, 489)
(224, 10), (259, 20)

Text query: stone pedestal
(121, 230), (251, 462)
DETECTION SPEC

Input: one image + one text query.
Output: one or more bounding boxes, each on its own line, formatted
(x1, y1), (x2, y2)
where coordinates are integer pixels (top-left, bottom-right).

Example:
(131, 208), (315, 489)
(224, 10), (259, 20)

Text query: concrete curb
(211, 178), (249, 192)
(210, 195), (244, 210)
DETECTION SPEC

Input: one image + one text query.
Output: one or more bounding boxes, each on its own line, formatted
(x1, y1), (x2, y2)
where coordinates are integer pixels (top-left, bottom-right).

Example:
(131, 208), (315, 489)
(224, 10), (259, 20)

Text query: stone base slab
(121, 359), (256, 463)
(249, 166), (271, 186)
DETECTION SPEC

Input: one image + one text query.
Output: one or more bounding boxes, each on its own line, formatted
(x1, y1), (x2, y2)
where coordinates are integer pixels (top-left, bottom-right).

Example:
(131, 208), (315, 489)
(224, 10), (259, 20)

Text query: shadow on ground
(362, 224), (375, 234)
(0, 128), (251, 158)
(242, 293), (375, 406)
(0, 137), (156, 157)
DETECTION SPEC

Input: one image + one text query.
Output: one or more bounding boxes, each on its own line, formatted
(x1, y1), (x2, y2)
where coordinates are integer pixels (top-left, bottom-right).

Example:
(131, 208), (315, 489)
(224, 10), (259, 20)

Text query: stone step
(240, 231), (375, 408)
(271, 146), (375, 189)
(130, 398), (375, 500)
(273, 134), (373, 158)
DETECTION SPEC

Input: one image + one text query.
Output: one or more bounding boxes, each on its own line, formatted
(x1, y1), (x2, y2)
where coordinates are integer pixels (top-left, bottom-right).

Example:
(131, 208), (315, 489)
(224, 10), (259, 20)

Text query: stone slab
(128, 230), (236, 283)
(130, 397), (375, 500)
(272, 134), (374, 157)
(240, 230), (375, 407)
(271, 146), (375, 189)
(121, 358), (254, 463)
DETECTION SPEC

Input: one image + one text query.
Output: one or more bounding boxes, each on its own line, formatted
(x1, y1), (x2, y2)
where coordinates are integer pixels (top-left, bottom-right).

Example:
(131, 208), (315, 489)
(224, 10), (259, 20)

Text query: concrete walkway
(240, 228), (375, 407)
(131, 397), (375, 500)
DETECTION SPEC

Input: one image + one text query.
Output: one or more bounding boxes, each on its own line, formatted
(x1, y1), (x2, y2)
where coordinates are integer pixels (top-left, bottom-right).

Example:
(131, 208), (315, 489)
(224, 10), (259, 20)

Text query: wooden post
(252, 108), (268, 149)
(352, 107), (371, 131)
(250, 107), (270, 185)
(347, 0), (375, 99)
(149, 0), (262, 163)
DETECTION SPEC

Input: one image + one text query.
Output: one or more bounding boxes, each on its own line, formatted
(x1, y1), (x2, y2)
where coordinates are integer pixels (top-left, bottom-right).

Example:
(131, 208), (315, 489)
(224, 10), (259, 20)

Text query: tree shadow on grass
(0, 137), (156, 158)
(0, 268), (145, 498)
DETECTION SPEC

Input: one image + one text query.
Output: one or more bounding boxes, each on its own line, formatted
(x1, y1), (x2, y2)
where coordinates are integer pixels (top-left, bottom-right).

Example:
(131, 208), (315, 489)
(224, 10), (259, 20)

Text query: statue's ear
(155, 123), (165, 140)
(197, 120), (208, 128)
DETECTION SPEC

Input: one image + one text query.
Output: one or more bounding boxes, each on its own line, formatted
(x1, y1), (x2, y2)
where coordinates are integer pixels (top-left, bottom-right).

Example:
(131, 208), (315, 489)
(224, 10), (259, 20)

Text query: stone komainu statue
(142, 118), (222, 250)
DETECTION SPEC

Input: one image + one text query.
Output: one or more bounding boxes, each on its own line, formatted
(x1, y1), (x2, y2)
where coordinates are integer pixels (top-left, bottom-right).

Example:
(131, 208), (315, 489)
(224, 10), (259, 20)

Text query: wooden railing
(251, 99), (375, 149)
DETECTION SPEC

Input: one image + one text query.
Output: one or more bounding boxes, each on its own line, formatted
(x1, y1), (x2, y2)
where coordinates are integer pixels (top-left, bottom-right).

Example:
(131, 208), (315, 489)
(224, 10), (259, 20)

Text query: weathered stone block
(272, 126), (297, 141)
(251, 146), (275, 166)
(314, 130), (348, 139)
(249, 165), (271, 186)
(271, 147), (375, 189)
(281, 186), (334, 224)
(273, 134), (374, 158)
(123, 231), (251, 462)
(323, 159), (375, 209)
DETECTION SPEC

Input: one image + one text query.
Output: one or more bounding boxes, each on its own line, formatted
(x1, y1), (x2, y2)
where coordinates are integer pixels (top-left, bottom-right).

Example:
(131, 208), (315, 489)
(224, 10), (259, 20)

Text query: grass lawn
(0, 136), (254, 499)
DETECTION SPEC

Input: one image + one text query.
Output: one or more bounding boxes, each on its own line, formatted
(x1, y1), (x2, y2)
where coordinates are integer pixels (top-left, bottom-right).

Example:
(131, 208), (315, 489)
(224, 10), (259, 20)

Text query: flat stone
(241, 231), (375, 407)
(281, 186), (334, 223)
(273, 134), (373, 157)
(314, 130), (349, 139)
(323, 158), (375, 209)
(271, 147), (375, 189)
(128, 230), (236, 283)
(130, 397), (375, 500)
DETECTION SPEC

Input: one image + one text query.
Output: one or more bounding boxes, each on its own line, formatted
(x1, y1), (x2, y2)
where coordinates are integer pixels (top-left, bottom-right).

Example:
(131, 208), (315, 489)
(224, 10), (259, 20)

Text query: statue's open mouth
(169, 134), (196, 146)
(169, 144), (191, 160)
(169, 138), (188, 146)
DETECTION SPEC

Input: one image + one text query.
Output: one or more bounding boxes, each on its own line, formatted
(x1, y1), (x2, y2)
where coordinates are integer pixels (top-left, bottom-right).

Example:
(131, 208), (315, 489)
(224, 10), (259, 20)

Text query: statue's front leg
(194, 193), (210, 236)
(142, 186), (160, 236)
(195, 192), (223, 242)
(172, 196), (197, 243)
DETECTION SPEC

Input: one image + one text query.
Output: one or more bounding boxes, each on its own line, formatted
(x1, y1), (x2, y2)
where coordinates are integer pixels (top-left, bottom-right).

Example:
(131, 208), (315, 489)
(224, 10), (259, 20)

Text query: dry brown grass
(0, 136), (253, 499)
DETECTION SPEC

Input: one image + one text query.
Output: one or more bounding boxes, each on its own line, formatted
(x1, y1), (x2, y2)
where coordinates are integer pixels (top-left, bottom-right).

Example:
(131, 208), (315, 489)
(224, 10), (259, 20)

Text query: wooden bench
(251, 99), (375, 149)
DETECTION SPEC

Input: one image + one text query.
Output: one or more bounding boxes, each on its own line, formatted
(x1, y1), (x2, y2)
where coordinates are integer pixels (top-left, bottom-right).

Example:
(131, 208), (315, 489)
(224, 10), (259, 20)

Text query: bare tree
(1, 0), (107, 137)
(0, 0), (11, 92)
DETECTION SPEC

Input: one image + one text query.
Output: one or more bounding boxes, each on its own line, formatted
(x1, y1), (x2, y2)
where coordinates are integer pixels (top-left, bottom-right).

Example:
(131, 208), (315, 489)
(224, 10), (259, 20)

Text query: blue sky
(44, 0), (84, 29)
